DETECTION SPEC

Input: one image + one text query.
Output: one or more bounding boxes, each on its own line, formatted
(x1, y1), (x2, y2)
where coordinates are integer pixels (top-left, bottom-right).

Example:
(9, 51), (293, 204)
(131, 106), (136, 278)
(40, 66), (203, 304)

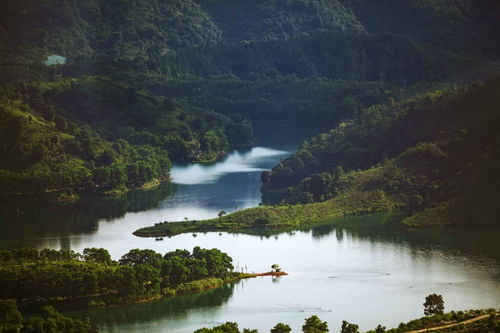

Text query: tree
(271, 264), (280, 272)
(423, 294), (444, 315)
(302, 315), (329, 333)
(195, 322), (240, 333)
(341, 321), (359, 333)
(0, 300), (22, 332)
(488, 313), (496, 329)
(375, 324), (386, 333)
(218, 210), (227, 218)
(83, 248), (112, 264)
(271, 323), (292, 333)
(119, 249), (163, 268)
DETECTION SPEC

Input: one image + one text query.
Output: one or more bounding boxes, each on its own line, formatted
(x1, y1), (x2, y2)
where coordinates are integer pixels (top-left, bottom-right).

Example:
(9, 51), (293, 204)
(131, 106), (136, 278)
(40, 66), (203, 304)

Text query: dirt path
(407, 313), (494, 333)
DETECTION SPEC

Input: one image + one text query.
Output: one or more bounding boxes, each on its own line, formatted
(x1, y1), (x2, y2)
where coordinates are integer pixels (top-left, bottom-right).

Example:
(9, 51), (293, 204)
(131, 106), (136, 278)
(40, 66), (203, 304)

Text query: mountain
(261, 76), (500, 226)
(1, 0), (499, 199)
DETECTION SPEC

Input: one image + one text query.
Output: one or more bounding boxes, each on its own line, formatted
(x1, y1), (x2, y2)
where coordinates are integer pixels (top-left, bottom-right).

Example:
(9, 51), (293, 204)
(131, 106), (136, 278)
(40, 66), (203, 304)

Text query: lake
(1, 146), (499, 333)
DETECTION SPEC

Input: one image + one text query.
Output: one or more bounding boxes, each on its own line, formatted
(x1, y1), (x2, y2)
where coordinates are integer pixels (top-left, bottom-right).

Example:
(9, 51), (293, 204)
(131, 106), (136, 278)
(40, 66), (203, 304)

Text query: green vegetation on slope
(2, 0), (499, 83)
(133, 189), (401, 237)
(0, 300), (95, 333)
(0, 247), (235, 309)
(261, 77), (500, 227)
(136, 77), (500, 235)
(0, 76), (254, 197)
(1, 0), (500, 199)
(191, 309), (499, 333)
(339, 0), (500, 61)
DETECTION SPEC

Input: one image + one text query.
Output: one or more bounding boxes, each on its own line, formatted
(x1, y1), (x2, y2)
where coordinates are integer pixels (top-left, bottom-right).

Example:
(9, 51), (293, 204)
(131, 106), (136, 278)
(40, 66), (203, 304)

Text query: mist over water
(1, 146), (499, 333)
(0, 146), (291, 257)
(171, 147), (289, 185)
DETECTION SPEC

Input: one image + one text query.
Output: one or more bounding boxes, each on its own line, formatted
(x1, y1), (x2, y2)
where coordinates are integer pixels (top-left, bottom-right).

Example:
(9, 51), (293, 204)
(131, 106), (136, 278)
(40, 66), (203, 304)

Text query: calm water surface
(0, 146), (499, 333)
(0, 147), (290, 253)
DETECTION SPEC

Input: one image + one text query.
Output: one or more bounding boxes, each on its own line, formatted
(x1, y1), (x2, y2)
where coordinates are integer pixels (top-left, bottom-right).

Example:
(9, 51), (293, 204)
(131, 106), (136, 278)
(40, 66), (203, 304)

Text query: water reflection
(0, 183), (176, 247)
(223, 214), (500, 263)
(0, 146), (291, 253)
(69, 282), (239, 333)
(0, 145), (498, 333)
(63, 217), (499, 333)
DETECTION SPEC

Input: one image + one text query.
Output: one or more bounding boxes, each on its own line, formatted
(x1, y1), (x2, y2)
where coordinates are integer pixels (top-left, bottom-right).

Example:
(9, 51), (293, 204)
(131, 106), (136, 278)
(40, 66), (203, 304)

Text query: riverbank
(190, 309), (498, 333)
(1, 176), (172, 204)
(20, 272), (285, 312)
(387, 309), (498, 333)
(133, 189), (404, 237)
(102, 176), (171, 197)
(241, 271), (288, 278)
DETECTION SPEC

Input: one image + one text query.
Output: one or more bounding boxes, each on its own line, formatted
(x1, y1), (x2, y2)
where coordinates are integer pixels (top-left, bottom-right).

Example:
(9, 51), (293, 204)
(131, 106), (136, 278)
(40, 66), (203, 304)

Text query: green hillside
(1, 0), (499, 198)
(262, 77), (500, 226)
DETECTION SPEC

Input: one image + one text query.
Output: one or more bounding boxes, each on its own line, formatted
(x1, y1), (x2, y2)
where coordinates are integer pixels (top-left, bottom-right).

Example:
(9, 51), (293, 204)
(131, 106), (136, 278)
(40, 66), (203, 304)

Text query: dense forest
(135, 75), (500, 237)
(1, 1), (499, 332)
(0, 247), (235, 308)
(1, 0), (500, 198)
(261, 76), (500, 226)
(0, 300), (95, 333)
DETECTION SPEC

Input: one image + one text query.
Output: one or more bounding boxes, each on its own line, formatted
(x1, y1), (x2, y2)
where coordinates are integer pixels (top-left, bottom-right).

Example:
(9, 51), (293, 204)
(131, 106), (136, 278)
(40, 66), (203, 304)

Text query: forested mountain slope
(261, 77), (500, 226)
(0, 77), (252, 197)
(340, 0), (500, 61)
(1, 0), (499, 82)
(1, 0), (499, 199)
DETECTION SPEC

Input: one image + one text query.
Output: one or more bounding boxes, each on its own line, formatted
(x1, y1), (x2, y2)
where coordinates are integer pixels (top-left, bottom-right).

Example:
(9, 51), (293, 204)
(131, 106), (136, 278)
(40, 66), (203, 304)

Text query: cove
(0, 146), (498, 333)
(0, 146), (291, 255)
(66, 215), (500, 333)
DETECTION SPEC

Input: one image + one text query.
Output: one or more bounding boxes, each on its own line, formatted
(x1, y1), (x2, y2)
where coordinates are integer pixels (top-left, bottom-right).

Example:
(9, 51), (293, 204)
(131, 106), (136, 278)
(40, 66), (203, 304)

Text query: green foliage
(194, 322), (240, 333)
(382, 309), (497, 333)
(0, 300), (22, 332)
(261, 77), (500, 227)
(83, 248), (112, 265)
(424, 294), (445, 316)
(0, 247), (234, 308)
(22, 306), (93, 333)
(271, 323), (292, 333)
(175, 278), (224, 294)
(302, 315), (329, 333)
(1, 0), (499, 201)
(339, 0), (500, 61)
(0, 76), (256, 197)
(0, 300), (93, 333)
(341, 321), (359, 333)
(119, 249), (164, 269)
(135, 187), (402, 237)
(192, 310), (499, 333)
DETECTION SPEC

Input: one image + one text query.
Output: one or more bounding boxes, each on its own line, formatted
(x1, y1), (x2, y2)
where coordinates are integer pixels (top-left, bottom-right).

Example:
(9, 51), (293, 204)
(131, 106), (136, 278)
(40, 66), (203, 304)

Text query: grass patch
(133, 189), (404, 237)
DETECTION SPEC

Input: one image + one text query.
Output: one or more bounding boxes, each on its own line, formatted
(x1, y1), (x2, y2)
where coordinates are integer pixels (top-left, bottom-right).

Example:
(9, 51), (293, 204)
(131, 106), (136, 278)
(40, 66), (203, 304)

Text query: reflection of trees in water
(0, 183), (176, 238)
(235, 214), (499, 262)
(308, 214), (500, 262)
(71, 281), (237, 327)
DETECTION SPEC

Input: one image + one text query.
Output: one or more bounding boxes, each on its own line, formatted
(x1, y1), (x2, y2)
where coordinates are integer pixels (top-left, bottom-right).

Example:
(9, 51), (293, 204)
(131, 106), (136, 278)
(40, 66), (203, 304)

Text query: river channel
(0, 146), (498, 332)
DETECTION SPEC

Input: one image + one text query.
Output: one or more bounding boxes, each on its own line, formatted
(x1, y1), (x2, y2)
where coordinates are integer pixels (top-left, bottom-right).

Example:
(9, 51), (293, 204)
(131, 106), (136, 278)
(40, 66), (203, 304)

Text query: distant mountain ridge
(1, 0), (499, 81)
(1, 0), (499, 199)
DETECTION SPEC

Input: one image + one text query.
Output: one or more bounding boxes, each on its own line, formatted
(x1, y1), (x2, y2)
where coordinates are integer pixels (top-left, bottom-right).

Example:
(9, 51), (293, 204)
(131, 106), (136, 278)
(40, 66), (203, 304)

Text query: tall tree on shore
(423, 294), (445, 315)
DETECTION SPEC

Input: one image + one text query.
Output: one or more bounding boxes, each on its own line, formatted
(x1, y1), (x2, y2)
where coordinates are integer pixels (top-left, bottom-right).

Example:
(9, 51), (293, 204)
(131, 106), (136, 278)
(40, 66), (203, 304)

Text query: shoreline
(24, 271), (287, 312)
(133, 189), (404, 237)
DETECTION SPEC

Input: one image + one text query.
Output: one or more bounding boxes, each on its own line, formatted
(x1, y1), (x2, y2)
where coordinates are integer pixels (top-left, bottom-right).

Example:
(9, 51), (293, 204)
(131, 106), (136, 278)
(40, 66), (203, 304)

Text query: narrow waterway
(0, 146), (498, 333)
